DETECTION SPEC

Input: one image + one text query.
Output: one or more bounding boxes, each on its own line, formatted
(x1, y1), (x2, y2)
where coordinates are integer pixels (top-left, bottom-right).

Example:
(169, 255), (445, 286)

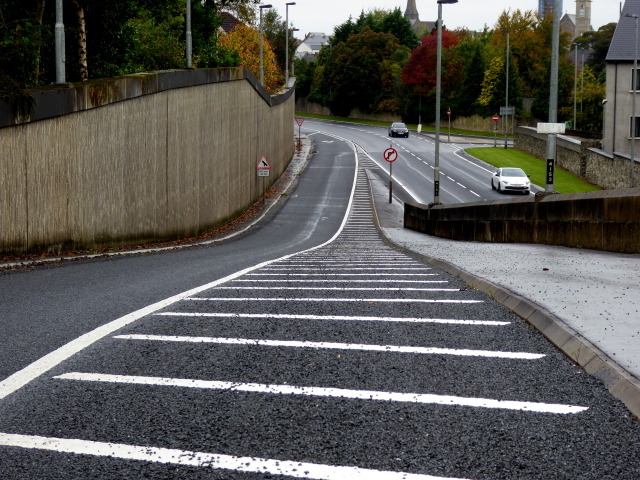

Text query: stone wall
(0, 68), (295, 255)
(515, 126), (638, 190)
(404, 189), (640, 254)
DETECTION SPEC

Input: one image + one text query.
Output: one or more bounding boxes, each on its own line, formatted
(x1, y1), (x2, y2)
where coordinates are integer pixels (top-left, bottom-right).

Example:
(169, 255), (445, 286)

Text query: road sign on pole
(257, 156), (271, 177)
(383, 148), (398, 163)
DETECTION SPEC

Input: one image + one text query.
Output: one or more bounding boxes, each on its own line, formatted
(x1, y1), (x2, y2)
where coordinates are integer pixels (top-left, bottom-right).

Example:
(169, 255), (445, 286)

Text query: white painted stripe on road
(186, 297), (483, 305)
(246, 273), (439, 276)
(54, 372), (588, 414)
(263, 267), (430, 271)
(114, 334), (545, 360)
(216, 287), (458, 292)
(234, 279), (449, 284)
(0, 432), (472, 480)
(155, 312), (509, 326)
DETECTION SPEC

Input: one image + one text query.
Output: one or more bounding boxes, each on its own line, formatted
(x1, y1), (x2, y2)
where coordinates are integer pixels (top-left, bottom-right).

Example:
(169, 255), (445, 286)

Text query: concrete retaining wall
(404, 189), (640, 254)
(515, 126), (639, 190)
(0, 68), (295, 255)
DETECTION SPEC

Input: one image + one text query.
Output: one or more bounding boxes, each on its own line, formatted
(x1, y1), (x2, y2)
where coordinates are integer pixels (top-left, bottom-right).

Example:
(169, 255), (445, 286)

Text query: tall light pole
(545, 0), (561, 193)
(285, 2), (296, 85)
(55, 0), (65, 84)
(186, 0), (192, 68)
(259, 4), (273, 86)
(626, 12), (638, 188)
(433, 0), (458, 206)
(573, 42), (578, 130)
(503, 30), (510, 149)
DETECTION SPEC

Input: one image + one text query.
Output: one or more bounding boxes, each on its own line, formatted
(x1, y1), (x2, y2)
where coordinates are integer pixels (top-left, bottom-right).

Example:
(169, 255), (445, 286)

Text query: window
(631, 68), (640, 91)
(630, 117), (640, 138)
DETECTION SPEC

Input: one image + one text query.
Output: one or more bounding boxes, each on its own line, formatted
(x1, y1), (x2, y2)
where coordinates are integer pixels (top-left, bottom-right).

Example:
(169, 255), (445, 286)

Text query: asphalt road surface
(0, 124), (639, 479)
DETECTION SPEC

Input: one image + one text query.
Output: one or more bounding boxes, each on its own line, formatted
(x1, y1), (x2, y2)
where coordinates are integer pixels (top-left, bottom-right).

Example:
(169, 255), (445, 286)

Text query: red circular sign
(447, 109), (452, 117)
(384, 148), (398, 163)
(492, 115), (500, 122)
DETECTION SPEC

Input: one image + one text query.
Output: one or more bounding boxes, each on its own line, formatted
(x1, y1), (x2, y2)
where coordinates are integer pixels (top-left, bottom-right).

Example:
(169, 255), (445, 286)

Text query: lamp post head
(260, 4), (273, 9)
(286, 2), (296, 5)
(437, 0), (458, 3)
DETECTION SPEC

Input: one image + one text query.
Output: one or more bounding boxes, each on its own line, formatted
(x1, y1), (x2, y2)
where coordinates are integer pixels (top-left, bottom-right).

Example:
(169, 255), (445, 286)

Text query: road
(0, 121), (639, 479)
(303, 119), (536, 205)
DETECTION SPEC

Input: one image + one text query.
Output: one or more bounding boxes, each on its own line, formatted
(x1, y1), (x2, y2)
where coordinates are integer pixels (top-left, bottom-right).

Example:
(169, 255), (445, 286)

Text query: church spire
(404, 0), (419, 21)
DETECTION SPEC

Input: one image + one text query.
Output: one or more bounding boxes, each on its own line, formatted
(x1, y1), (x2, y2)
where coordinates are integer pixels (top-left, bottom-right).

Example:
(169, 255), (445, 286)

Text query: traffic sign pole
(384, 147), (398, 203)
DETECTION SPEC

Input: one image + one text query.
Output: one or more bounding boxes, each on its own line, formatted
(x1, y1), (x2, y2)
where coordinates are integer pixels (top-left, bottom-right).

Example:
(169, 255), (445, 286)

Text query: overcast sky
(263, 0), (622, 40)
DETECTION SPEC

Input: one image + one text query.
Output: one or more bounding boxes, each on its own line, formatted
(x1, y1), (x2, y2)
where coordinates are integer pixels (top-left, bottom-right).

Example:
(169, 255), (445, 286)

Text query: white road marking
(155, 312), (509, 326)
(0, 432), (472, 480)
(216, 287), (458, 292)
(233, 279), (449, 283)
(114, 334), (545, 360)
(246, 273), (440, 276)
(185, 297), (483, 305)
(54, 372), (588, 414)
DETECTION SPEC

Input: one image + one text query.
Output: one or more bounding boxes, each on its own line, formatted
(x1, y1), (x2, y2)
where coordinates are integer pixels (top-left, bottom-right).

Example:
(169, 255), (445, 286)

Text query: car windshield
(392, 123), (406, 128)
(502, 168), (526, 177)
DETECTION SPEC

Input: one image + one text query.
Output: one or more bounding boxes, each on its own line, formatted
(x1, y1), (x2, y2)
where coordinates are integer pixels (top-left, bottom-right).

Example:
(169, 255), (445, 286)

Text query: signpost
(492, 114), (500, 147)
(257, 155), (271, 204)
(500, 106), (515, 149)
(295, 118), (304, 150)
(384, 147), (398, 204)
(447, 108), (452, 142)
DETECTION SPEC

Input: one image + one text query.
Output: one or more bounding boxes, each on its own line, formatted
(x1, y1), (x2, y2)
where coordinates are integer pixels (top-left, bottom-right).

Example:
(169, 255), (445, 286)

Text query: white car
(491, 167), (531, 195)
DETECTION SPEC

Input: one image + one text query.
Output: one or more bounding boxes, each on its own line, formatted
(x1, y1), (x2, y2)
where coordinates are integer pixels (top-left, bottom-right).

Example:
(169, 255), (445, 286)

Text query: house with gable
(603, 0), (639, 157)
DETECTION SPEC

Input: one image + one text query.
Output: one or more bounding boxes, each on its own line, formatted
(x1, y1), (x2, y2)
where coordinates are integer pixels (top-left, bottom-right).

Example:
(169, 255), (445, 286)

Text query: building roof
(219, 12), (242, 34)
(607, 0), (640, 62)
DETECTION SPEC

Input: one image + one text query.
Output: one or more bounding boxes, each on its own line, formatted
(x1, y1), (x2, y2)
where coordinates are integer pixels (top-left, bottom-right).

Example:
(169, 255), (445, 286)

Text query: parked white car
(491, 167), (531, 195)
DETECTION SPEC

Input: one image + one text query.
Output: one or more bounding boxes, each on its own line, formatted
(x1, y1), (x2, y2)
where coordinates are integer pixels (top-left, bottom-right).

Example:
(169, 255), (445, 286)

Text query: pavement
(368, 170), (640, 418)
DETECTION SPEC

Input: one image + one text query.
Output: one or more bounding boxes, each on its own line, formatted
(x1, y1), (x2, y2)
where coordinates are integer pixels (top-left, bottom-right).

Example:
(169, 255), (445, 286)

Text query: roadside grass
(296, 112), (506, 139)
(465, 147), (601, 194)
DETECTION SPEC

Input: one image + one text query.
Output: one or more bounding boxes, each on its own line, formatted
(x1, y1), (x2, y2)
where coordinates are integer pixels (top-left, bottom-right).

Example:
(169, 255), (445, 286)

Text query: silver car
(491, 167), (531, 194)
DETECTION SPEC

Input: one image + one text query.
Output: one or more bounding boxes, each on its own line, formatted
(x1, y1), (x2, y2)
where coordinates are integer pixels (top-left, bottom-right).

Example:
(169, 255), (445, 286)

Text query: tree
(319, 27), (408, 116)
(220, 23), (282, 93)
(559, 64), (605, 132)
(401, 28), (460, 122)
(575, 22), (616, 82)
(331, 8), (417, 49)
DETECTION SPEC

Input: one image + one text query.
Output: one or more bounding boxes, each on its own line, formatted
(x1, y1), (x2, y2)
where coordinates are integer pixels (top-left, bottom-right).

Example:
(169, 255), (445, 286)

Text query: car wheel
(491, 179), (496, 190)
(497, 182), (502, 193)
(523, 190), (530, 195)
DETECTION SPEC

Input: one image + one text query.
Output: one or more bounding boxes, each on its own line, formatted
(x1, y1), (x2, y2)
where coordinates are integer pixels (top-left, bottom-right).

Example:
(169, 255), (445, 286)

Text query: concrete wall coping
(0, 67), (294, 129)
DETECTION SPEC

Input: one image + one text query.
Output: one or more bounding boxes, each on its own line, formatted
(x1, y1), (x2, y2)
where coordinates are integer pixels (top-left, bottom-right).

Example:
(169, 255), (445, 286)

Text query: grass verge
(465, 147), (601, 194)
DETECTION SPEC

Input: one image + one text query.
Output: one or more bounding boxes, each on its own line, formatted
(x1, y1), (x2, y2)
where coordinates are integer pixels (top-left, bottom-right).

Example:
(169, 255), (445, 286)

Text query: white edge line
(0, 142), (360, 400)
(0, 432), (472, 480)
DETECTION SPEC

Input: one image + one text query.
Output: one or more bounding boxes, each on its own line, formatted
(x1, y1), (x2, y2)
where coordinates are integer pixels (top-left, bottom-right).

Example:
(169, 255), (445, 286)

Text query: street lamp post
(259, 4), (273, 86)
(55, 0), (65, 84)
(545, 0), (561, 193)
(285, 3), (296, 85)
(573, 43), (578, 130)
(433, 0), (458, 206)
(503, 30), (510, 149)
(186, 0), (192, 68)
(626, 12), (638, 188)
